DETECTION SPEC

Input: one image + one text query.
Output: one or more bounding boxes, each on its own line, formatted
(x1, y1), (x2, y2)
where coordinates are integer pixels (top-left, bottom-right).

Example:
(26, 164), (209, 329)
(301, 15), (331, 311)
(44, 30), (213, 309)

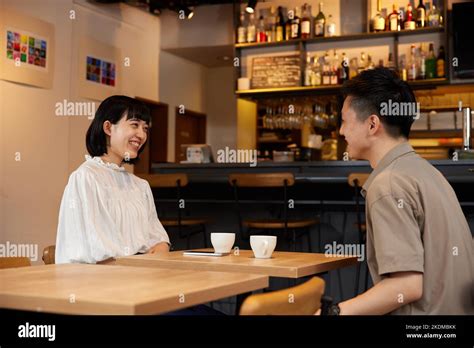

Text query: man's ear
(367, 114), (381, 134)
(103, 120), (112, 137)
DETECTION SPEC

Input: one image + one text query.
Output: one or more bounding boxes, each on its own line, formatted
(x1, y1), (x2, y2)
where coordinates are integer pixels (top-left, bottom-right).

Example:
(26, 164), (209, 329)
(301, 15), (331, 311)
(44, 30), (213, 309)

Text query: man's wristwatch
(327, 303), (341, 315)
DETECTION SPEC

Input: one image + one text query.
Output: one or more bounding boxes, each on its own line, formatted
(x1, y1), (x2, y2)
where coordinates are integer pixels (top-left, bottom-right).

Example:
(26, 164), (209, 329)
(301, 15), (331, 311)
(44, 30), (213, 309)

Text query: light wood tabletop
(116, 249), (359, 278)
(0, 263), (268, 315)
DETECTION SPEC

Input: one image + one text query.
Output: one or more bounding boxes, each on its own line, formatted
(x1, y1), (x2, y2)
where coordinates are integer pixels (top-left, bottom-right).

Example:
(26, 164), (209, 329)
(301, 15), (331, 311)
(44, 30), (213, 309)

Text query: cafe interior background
(1, 0), (473, 315)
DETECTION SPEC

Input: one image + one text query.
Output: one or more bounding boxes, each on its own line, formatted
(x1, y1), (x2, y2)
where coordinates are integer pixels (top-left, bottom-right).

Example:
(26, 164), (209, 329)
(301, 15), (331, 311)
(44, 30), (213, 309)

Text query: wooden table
(0, 264), (268, 315)
(116, 249), (358, 278)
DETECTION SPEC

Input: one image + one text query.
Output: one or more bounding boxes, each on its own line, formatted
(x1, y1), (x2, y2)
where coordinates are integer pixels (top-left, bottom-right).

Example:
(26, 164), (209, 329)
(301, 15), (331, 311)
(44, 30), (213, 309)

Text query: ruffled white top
(55, 155), (170, 264)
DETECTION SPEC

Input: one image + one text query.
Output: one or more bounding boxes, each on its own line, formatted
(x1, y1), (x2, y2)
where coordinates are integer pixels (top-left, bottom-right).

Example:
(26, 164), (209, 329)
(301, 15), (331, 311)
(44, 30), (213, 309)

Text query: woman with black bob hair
(55, 95), (170, 264)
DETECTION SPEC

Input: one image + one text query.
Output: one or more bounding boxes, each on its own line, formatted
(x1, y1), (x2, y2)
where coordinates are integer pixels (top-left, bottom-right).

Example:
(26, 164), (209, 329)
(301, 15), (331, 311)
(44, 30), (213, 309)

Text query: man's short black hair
(341, 67), (417, 139)
(86, 95), (151, 165)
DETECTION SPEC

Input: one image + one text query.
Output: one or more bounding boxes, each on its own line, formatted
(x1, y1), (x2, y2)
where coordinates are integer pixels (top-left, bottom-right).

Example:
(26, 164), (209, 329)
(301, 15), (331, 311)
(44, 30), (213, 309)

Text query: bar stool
(228, 173), (319, 252)
(139, 173), (209, 250)
(348, 173), (370, 296)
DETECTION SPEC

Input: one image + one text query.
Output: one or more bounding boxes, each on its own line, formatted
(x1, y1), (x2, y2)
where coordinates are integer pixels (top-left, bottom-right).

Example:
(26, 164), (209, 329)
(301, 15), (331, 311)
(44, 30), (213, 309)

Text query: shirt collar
(85, 154), (126, 172)
(361, 142), (415, 197)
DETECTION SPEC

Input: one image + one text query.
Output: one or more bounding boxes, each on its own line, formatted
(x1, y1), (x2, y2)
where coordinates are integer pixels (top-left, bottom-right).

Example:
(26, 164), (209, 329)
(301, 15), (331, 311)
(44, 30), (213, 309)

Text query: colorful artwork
(6, 29), (47, 68)
(86, 56), (115, 87)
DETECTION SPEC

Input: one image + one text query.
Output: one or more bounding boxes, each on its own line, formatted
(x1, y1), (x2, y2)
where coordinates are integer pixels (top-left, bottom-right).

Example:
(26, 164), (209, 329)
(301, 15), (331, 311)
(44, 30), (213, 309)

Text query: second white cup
(211, 232), (235, 254)
(250, 235), (277, 259)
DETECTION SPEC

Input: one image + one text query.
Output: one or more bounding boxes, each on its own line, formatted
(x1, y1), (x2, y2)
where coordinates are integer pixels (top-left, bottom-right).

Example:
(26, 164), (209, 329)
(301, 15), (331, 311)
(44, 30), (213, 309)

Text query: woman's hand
(147, 242), (170, 254)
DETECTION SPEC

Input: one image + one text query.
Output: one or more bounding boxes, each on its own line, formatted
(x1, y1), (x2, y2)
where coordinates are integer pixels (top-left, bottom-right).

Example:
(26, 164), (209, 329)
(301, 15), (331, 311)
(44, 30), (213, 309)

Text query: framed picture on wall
(0, 8), (55, 88)
(78, 37), (121, 101)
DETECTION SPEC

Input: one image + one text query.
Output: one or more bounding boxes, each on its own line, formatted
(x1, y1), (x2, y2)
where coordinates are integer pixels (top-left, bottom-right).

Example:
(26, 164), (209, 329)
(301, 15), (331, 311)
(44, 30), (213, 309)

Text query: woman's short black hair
(86, 95), (151, 165)
(341, 67), (417, 139)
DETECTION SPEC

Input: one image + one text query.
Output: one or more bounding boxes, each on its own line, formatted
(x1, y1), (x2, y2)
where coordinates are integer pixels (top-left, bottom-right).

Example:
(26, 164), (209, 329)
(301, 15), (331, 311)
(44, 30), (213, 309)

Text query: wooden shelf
(236, 79), (449, 99)
(235, 27), (445, 50)
(258, 139), (293, 144)
(410, 130), (463, 139)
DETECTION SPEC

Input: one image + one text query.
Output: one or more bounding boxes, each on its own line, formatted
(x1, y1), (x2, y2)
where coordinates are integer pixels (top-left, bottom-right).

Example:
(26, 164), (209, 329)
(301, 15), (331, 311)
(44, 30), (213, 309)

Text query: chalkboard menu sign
(251, 55), (301, 89)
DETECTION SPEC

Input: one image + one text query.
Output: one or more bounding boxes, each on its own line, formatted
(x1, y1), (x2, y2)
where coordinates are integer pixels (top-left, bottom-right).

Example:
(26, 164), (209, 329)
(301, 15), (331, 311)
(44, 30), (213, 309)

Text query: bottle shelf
(235, 27), (444, 49)
(236, 78), (448, 98)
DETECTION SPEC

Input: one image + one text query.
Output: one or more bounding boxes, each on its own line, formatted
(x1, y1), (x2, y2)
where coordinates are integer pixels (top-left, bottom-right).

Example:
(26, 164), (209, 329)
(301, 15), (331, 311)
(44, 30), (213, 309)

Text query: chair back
(347, 173), (369, 188)
(240, 277), (325, 315)
(0, 257), (31, 269)
(228, 173), (295, 236)
(42, 245), (56, 265)
(137, 173), (188, 188)
(228, 173), (295, 188)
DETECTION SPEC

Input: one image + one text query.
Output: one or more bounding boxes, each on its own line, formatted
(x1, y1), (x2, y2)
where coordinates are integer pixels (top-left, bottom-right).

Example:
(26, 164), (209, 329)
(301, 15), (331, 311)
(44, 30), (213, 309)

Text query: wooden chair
(0, 257), (31, 269)
(348, 173), (370, 296)
(42, 245), (56, 265)
(239, 277), (325, 315)
(229, 173), (319, 252)
(138, 173), (209, 250)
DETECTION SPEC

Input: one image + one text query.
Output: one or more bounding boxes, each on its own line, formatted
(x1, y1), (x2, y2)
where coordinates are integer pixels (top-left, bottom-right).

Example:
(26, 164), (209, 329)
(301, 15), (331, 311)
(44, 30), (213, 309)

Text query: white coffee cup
(250, 235), (277, 259)
(211, 233), (235, 254)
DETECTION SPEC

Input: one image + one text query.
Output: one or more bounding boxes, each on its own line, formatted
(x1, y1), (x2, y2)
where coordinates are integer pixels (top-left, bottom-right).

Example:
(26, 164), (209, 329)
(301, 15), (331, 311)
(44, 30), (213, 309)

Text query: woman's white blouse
(55, 155), (170, 264)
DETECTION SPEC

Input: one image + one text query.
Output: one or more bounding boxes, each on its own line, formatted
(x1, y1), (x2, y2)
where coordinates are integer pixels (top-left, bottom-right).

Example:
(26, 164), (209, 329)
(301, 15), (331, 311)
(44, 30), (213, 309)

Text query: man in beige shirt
(333, 67), (473, 315)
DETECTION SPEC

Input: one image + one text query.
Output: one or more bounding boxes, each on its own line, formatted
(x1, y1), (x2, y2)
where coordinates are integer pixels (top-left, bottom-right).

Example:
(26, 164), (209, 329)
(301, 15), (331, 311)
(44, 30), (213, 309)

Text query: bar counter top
(151, 160), (474, 184)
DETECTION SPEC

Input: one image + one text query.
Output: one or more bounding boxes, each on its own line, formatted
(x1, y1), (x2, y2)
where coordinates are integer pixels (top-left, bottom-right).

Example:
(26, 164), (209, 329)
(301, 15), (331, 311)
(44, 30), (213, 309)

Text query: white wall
(0, 0), (160, 263)
(159, 50), (208, 162)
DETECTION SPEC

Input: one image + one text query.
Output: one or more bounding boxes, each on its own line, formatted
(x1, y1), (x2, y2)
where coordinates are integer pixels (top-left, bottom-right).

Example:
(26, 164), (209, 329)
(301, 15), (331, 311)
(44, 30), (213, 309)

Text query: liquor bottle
(247, 13), (256, 43)
(326, 14), (336, 37)
(257, 15), (267, 43)
(266, 6), (276, 42)
(330, 50), (339, 85)
(367, 55), (375, 69)
(399, 56), (407, 81)
(407, 45), (417, 80)
(358, 51), (367, 74)
(237, 11), (247, 43)
(349, 58), (358, 79)
(418, 45), (426, 79)
(387, 52), (396, 69)
(322, 52), (330, 85)
(305, 54), (312, 86)
(436, 45), (445, 78)
(425, 43), (436, 79)
(311, 56), (322, 86)
(404, 4), (416, 30)
(275, 6), (285, 42)
(388, 4), (400, 31)
(314, 2), (325, 37)
(339, 52), (349, 83)
(416, 0), (426, 28)
(301, 3), (311, 39)
(428, 4), (440, 27)
(290, 7), (301, 39)
(285, 10), (292, 41)
(372, 0), (386, 32)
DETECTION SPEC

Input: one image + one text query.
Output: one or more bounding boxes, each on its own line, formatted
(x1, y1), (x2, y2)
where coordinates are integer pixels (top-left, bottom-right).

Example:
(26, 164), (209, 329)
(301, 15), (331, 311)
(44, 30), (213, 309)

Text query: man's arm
(337, 271), (423, 315)
(146, 242), (170, 254)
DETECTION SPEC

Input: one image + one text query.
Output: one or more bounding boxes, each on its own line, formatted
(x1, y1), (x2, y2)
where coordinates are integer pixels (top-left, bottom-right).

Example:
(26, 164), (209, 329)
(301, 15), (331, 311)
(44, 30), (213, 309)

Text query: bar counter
(151, 160), (474, 203)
